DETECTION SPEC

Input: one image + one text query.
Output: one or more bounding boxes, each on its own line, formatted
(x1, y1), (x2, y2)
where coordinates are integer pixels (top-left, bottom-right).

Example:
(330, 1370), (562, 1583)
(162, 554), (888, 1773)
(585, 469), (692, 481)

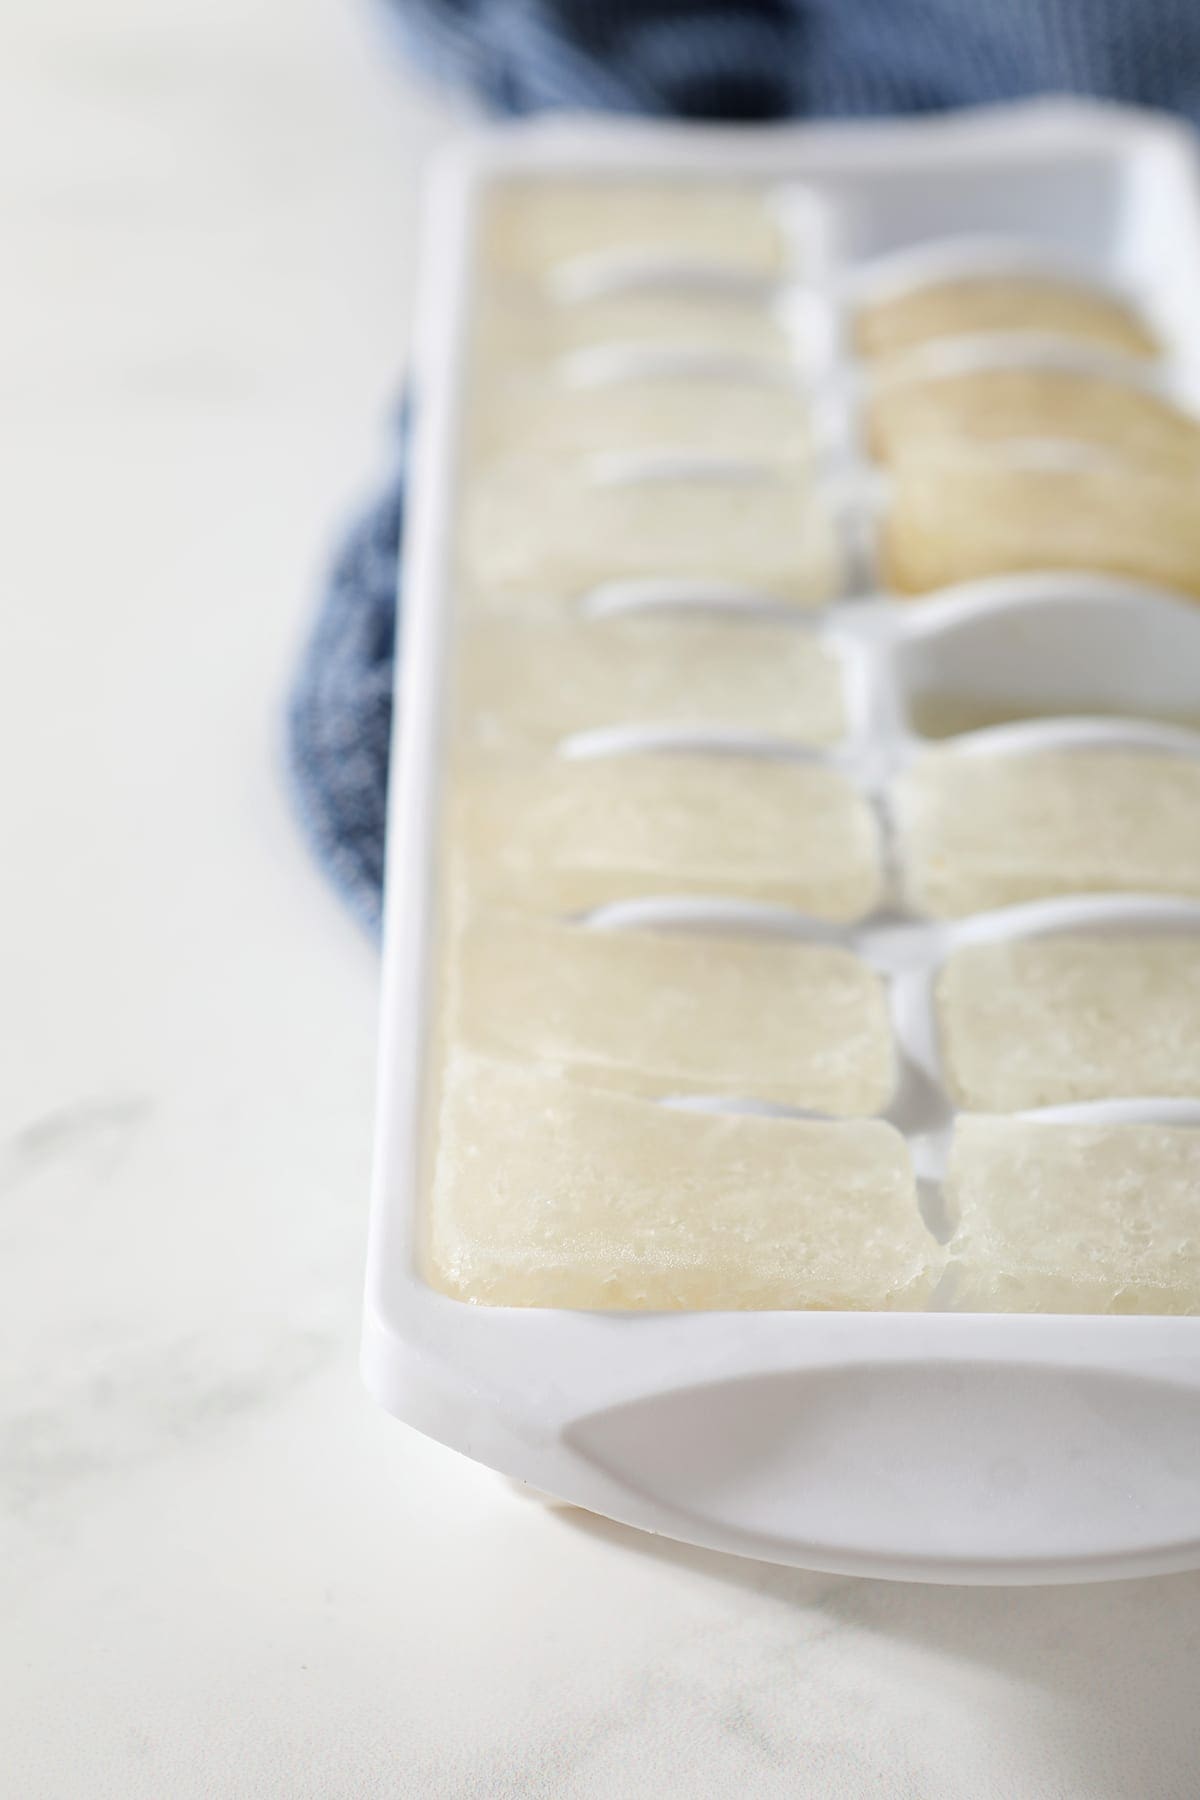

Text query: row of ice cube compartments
(459, 435), (1200, 605)
(446, 901), (1200, 1118)
(452, 580), (1200, 751)
(468, 334), (1200, 478)
(476, 177), (1164, 367)
(470, 196), (1182, 464)
(446, 731), (1200, 940)
(427, 1051), (1200, 1314)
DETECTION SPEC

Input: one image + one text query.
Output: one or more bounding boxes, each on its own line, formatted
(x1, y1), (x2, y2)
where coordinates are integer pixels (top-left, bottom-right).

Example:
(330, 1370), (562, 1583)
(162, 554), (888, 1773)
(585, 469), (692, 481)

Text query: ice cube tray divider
(365, 102), (1200, 1583)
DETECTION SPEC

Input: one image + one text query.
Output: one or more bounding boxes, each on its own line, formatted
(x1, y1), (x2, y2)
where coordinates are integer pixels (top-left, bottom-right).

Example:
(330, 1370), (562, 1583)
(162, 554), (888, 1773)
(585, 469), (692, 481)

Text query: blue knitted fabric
(287, 0), (1200, 930)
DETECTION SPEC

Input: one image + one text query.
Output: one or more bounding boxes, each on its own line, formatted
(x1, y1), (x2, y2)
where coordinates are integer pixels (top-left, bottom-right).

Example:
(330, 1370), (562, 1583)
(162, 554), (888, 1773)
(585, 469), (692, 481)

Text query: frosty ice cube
(897, 748), (1200, 918)
(883, 451), (1200, 597)
(453, 614), (845, 749)
(428, 1053), (940, 1309)
(480, 178), (786, 280)
(857, 274), (1157, 362)
(449, 751), (882, 918)
(938, 934), (1200, 1110)
(447, 910), (893, 1113)
(462, 457), (841, 604)
(946, 1116), (1200, 1314)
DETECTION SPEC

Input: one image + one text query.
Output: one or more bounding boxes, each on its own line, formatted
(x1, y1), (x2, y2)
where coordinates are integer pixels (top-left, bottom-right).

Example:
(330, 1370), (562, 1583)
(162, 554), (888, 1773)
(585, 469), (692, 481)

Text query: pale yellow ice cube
(427, 1053), (938, 1309)
(451, 581), (581, 625)
(856, 275), (1158, 362)
(474, 290), (788, 365)
(461, 457), (840, 605)
(448, 752), (882, 918)
(882, 451), (1200, 598)
(868, 365), (1200, 472)
(480, 178), (786, 279)
(447, 910), (893, 1113)
(946, 1116), (1200, 1314)
(938, 935), (1200, 1111)
(897, 749), (1200, 918)
(453, 614), (846, 749)
(470, 367), (809, 462)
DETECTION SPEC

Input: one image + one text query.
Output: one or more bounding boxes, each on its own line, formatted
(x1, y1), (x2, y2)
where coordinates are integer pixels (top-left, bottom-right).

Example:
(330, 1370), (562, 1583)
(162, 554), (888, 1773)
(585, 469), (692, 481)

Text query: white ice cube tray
(364, 102), (1200, 1584)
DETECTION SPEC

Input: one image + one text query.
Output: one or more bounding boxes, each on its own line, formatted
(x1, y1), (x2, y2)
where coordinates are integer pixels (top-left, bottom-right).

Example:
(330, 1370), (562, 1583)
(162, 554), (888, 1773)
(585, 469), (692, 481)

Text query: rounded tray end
(564, 1359), (1200, 1584)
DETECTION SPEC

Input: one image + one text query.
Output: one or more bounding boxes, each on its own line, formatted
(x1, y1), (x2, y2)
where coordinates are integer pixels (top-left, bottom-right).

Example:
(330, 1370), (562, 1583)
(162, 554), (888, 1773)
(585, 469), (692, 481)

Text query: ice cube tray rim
(365, 102), (1200, 1585)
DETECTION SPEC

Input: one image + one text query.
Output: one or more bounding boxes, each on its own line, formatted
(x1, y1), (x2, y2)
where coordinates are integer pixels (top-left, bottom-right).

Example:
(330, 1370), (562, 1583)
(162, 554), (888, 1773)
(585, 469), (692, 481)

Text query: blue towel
(287, 0), (1200, 931)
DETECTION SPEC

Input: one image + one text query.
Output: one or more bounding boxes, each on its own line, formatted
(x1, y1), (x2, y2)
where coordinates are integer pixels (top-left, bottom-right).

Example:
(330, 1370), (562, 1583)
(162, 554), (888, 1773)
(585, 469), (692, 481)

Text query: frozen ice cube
(474, 290), (788, 364)
(882, 452), (1200, 597)
(938, 934), (1200, 1111)
(447, 910), (893, 1113)
(857, 274), (1158, 362)
(452, 614), (846, 749)
(868, 365), (1200, 471)
(448, 751), (882, 918)
(470, 367), (809, 462)
(946, 1115), (1200, 1314)
(480, 178), (786, 279)
(427, 1052), (939, 1309)
(461, 457), (841, 604)
(897, 748), (1200, 917)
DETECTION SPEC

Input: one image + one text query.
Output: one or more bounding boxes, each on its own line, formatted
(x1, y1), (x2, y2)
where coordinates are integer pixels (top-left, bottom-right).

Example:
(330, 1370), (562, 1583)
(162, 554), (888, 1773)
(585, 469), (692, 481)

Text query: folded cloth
(382, 0), (1200, 122)
(287, 0), (1200, 928)
(288, 450), (403, 932)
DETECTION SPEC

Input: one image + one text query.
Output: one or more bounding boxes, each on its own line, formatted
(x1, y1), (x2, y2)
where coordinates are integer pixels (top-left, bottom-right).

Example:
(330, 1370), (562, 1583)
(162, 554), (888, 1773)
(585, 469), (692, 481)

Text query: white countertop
(4, 3), (1200, 1794)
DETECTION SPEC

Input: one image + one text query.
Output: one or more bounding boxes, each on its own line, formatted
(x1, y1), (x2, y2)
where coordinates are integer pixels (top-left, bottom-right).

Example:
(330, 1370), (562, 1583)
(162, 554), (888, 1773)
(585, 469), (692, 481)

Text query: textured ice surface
(868, 365), (1200, 470)
(462, 457), (841, 603)
(427, 1053), (939, 1308)
(856, 275), (1158, 362)
(470, 367), (809, 461)
(898, 749), (1200, 918)
(883, 453), (1200, 597)
(946, 1116), (1200, 1314)
(448, 751), (882, 917)
(447, 910), (894, 1113)
(474, 290), (788, 364)
(938, 935), (1200, 1111)
(480, 178), (786, 279)
(453, 614), (846, 749)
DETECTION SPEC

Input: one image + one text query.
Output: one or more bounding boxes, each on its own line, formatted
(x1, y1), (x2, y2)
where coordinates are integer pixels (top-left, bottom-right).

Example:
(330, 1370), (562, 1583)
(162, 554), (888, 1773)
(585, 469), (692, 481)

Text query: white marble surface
(4, 3), (1200, 1795)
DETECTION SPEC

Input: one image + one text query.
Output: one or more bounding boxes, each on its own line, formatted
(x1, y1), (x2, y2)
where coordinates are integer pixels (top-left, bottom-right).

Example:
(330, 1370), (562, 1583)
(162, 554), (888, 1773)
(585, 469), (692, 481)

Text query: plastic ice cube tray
(364, 101), (1200, 1584)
